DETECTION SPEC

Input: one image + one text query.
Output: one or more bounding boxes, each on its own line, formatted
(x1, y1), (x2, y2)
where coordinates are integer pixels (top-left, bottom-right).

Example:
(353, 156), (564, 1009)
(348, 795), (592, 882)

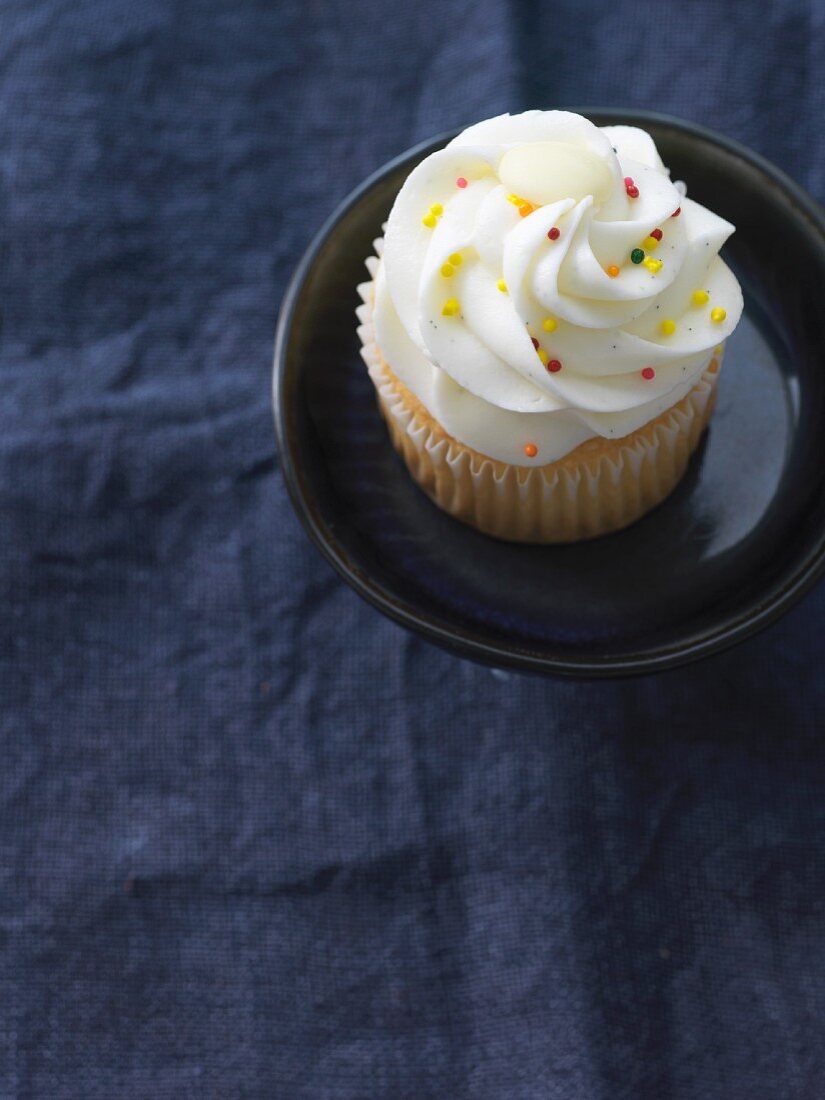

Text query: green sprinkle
(631, 248), (645, 264)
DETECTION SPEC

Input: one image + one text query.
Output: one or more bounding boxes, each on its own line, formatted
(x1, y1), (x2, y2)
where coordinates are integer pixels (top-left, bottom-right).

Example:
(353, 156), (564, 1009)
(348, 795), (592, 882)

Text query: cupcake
(357, 110), (743, 542)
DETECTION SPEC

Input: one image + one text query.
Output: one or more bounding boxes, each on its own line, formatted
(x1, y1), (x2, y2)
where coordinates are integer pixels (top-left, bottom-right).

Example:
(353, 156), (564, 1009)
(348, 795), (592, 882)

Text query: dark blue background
(2, 1), (824, 1096)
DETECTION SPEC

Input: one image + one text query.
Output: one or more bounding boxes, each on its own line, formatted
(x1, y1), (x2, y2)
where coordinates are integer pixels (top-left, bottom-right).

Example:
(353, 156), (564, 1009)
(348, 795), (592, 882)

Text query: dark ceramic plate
(274, 109), (825, 677)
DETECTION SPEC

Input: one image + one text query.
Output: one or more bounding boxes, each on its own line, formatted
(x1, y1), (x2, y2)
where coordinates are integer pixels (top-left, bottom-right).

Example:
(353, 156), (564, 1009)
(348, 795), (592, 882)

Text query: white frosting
(372, 110), (743, 466)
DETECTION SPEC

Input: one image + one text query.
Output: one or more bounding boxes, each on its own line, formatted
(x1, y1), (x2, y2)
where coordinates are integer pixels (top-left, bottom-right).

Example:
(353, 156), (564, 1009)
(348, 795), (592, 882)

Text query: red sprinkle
(641, 367), (656, 380)
(547, 359), (562, 373)
(624, 176), (635, 187)
(530, 337), (539, 349)
(547, 226), (560, 240)
(650, 228), (663, 241)
(627, 185), (640, 198)
(456, 177), (468, 188)
(672, 206), (681, 217)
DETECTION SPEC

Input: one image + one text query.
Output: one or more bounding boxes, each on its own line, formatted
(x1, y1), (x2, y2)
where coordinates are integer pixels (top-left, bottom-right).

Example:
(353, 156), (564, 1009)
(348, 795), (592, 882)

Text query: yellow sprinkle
(430, 203), (443, 215)
(442, 298), (460, 316)
(537, 347), (548, 365)
(711, 307), (727, 323)
(643, 236), (660, 251)
(715, 345), (723, 355)
(692, 289), (709, 306)
(644, 257), (663, 273)
(422, 213), (437, 228)
(448, 253), (463, 266)
(660, 319), (677, 336)
(440, 263), (454, 278)
(507, 193), (522, 205)
(497, 279), (508, 293)
(542, 317), (558, 333)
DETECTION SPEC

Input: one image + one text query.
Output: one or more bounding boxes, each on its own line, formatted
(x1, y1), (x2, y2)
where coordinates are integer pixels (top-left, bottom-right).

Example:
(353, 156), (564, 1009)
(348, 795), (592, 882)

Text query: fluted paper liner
(357, 246), (721, 543)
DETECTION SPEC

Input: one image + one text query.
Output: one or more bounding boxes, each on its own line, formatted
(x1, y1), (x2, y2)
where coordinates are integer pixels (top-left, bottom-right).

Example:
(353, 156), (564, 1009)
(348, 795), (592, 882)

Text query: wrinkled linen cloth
(1, 1), (824, 1097)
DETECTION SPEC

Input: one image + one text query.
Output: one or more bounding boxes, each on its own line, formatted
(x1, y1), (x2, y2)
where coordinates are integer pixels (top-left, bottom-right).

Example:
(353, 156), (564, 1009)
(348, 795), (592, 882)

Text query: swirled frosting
(370, 110), (743, 465)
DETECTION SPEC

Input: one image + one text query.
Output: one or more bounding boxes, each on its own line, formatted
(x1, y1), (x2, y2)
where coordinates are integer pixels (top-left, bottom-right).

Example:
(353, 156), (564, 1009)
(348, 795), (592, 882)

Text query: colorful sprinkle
(507, 193), (522, 206)
(530, 336), (540, 349)
(650, 228), (663, 241)
(547, 359), (562, 373)
(547, 226), (560, 241)
(711, 307), (727, 323)
(448, 252), (463, 266)
(691, 289), (709, 306)
(518, 202), (534, 218)
(660, 319), (677, 336)
(715, 345), (723, 355)
(643, 235), (659, 251)
(624, 176), (635, 187)
(497, 278), (508, 293)
(644, 257), (663, 272)
(524, 442), (538, 458)
(671, 206), (681, 217)
(542, 317), (557, 333)
(456, 177), (468, 188)
(537, 347), (549, 366)
(441, 298), (460, 316)
(641, 367), (656, 380)
(606, 264), (620, 278)
(627, 184), (640, 199)
(423, 202), (443, 229)
(630, 248), (645, 264)
(440, 263), (455, 277)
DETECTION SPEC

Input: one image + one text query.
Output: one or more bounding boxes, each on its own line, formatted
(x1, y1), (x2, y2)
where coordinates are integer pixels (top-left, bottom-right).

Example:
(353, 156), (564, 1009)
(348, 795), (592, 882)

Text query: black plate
(274, 109), (825, 677)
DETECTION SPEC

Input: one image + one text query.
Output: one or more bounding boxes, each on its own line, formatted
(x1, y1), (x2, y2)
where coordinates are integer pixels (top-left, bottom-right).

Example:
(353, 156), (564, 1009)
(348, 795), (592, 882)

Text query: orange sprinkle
(606, 264), (620, 277)
(524, 442), (538, 458)
(518, 202), (534, 218)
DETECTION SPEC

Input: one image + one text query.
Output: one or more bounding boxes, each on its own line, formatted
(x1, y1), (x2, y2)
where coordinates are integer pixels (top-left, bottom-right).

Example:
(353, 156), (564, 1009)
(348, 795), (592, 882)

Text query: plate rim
(274, 108), (825, 678)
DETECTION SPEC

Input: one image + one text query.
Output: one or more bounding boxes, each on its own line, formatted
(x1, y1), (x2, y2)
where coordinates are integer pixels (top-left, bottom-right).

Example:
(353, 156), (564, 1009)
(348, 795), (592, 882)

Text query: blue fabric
(2, 1), (824, 1096)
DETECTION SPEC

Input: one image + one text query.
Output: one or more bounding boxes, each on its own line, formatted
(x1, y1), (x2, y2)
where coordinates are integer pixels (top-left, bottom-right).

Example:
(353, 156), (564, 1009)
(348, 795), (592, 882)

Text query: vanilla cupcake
(357, 110), (743, 542)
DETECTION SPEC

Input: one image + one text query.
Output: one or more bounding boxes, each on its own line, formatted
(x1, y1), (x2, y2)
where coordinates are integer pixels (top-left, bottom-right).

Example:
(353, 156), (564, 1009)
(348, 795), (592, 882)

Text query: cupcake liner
(357, 248), (722, 543)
